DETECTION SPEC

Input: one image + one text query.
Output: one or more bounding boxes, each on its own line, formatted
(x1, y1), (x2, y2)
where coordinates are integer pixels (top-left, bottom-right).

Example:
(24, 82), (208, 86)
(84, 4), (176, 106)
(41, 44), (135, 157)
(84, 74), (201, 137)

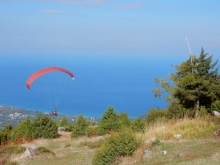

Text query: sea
(0, 54), (186, 118)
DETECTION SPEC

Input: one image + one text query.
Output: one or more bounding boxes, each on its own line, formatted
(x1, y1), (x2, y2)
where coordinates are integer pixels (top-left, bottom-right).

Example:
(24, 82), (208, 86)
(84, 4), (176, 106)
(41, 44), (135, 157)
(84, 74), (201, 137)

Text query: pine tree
(71, 114), (88, 138)
(97, 107), (120, 135)
(173, 48), (220, 117)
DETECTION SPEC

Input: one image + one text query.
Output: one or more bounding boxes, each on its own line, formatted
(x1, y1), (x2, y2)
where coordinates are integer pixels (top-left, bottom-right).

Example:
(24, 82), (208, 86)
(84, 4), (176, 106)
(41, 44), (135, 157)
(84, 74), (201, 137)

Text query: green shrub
(97, 107), (121, 135)
(92, 129), (140, 165)
(152, 138), (162, 147)
(0, 146), (26, 157)
(85, 126), (97, 137)
(131, 117), (145, 132)
(198, 106), (208, 117)
(92, 137), (118, 165)
(211, 100), (220, 112)
(38, 146), (55, 155)
(167, 100), (189, 119)
(0, 124), (13, 145)
(57, 118), (73, 131)
(119, 112), (131, 128)
(10, 118), (32, 141)
(71, 115), (89, 138)
(30, 114), (58, 139)
(79, 139), (104, 149)
(146, 108), (168, 123)
(115, 130), (140, 156)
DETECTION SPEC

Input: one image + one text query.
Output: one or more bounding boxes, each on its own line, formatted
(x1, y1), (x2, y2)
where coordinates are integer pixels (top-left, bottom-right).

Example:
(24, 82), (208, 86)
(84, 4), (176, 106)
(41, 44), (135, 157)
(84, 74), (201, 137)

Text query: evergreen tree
(131, 117), (145, 132)
(71, 114), (88, 138)
(119, 112), (131, 128)
(10, 117), (32, 141)
(0, 124), (13, 144)
(97, 107), (120, 135)
(172, 48), (220, 117)
(30, 114), (58, 138)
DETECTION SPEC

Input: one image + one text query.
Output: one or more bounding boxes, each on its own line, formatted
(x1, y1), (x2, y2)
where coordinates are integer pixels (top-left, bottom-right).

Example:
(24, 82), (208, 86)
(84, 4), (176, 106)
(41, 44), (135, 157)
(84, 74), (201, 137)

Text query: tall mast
(185, 37), (193, 73)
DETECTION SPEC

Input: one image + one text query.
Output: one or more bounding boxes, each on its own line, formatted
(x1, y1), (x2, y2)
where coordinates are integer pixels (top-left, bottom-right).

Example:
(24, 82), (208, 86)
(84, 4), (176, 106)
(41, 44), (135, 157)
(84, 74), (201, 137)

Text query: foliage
(152, 48), (220, 118)
(211, 100), (220, 112)
(38, 146), (55, 155)
(92, 129), (140, 165)
(152, 138), (162, 147)
(198, 106), (209, 117)
(152, 77), (175, 101)
(146, 108), (168, 123)
(130, 117), (146, 132)
(172, 48), (220, 117)
(0, 145), (26, 158)
(85, 126), (97, 137)
(0, 124), (13, 145)
(97, 107), (121, 135)
(10, 117), (32, 141)
(71, 114), (89, 138)
(167, 100), (191, 119)
(57, 118), (73, 131)
(79, 139), (104, 149)
(119, 112), (131, 128)
(30, 114), (58, 139)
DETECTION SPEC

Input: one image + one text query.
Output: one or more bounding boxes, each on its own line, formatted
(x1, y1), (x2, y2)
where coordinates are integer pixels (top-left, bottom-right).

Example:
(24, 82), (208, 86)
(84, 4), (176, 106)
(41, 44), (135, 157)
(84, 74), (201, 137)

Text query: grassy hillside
(2, 116), (220, 165)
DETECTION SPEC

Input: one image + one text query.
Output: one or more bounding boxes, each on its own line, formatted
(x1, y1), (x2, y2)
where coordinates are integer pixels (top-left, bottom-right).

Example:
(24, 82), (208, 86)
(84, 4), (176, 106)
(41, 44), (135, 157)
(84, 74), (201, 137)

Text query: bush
(85, 126), (97, 137)
(0, 145), (26, 158)
(146, 108), (167, 123)
(97, 107), (121, 135)
(198, 106), (208, 117)
(57, 118), (73, 131)
(167, 100), (190, 119)
(119, 112), (131, 128)
(131, 117), (145, 132)
(211, 100), (220, 113)
(71, 115), (89, 138)
(152, 138), (162, 147)
(0, 124), (13, 145)
(30, 114), (58, 139)
(79, 139), (104, 149)
(10, 118), (32, 141)
(38, 146), (55, 155)
(92, 129), (140, 165)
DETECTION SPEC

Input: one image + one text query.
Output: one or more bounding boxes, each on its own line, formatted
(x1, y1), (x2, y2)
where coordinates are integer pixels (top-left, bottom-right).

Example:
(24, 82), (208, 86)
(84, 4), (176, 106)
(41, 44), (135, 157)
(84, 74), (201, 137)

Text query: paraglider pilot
(52, 110), (57, 116)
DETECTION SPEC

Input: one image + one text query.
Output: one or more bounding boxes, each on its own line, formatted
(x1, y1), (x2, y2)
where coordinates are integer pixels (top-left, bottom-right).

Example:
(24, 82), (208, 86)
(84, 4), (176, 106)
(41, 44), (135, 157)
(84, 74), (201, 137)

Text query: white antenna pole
(185, 37), (192, 55)
(185, 37), (193, 73)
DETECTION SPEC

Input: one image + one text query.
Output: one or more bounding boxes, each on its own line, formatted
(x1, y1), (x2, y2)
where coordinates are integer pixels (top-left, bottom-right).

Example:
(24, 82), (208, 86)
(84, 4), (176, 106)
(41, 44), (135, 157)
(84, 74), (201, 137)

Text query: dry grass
(4, 116), (220, 165)
(8, 131), (106, 165)
(119, 116), (220, 165)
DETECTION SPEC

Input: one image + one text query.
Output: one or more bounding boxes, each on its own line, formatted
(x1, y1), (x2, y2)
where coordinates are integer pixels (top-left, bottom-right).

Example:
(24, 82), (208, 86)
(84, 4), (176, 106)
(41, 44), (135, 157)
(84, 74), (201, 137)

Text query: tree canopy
(153, 48), (220, 117)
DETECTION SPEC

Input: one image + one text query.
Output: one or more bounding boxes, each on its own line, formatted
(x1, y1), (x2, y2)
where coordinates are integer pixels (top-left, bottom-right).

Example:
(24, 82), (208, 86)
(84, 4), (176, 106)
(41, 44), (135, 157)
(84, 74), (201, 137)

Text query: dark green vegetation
(0, 48), (220, 165)
(152, 48), (220, 118)
(92, 129), (140, 165)
(0, 114), (59, 145)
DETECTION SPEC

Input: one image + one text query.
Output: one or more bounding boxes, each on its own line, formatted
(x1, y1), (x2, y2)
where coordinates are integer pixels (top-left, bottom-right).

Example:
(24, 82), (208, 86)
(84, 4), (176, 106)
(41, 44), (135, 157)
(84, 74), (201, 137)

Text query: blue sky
(0, 0), (220, 57)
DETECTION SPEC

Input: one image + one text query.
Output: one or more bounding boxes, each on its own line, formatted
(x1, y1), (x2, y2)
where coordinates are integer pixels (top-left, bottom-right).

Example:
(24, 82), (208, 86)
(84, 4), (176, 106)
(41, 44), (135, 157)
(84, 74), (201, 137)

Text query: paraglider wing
(26, 67), (74, 89)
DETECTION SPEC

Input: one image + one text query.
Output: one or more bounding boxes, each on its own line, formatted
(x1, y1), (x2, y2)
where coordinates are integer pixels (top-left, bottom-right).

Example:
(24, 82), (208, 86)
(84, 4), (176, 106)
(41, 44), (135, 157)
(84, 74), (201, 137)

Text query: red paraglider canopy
(26, 67), (74, 89)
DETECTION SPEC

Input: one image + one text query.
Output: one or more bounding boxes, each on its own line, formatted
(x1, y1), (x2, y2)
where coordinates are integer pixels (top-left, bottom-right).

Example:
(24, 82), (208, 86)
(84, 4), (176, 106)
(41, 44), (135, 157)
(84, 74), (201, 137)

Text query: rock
(143, 150), (151, 157)
(212, 111), (220, 117)
(58, 127), (65, 131)
(20, 146), (41, 158)
(174, 134), (182, 139)
(162, 151), (167, 155)
(179, 153), (184, 157)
